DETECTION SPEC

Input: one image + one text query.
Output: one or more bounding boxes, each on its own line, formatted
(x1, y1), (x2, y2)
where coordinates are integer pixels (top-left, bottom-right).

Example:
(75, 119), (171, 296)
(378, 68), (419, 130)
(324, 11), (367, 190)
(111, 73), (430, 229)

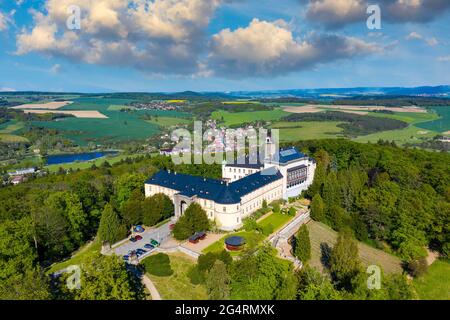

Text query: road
(113, 220), (173, 258)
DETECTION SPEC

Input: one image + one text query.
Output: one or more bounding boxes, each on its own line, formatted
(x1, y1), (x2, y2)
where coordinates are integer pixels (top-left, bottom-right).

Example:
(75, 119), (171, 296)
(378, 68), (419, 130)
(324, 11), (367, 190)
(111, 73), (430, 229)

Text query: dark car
(135, 235), (143, 241)
(150, 238), (159, 247)
(144, 243), (154, 250)
(123, 255), (129, 261)
(129, 237), (137, 243)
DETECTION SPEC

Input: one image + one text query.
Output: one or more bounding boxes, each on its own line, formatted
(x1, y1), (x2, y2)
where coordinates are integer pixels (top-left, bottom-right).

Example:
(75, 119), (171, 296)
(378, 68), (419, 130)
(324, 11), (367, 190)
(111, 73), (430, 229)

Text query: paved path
(112, 220), (173, 257)
(142, 274), (162, 300)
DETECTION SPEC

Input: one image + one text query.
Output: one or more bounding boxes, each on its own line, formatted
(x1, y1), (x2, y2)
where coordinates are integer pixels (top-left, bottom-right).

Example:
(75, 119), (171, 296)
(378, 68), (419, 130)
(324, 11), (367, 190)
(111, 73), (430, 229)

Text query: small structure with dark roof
(225, 236), (245, 251)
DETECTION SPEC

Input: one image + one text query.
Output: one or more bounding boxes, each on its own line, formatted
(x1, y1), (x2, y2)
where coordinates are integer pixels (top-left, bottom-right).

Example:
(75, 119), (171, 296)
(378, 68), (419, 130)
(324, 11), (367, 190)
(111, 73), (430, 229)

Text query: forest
(0, 139), (448, 299)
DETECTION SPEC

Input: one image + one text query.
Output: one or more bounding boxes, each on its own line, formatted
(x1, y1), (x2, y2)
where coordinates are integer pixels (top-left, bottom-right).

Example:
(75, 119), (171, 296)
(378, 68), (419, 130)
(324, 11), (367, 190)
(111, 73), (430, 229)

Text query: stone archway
(180, 200), (188, 215)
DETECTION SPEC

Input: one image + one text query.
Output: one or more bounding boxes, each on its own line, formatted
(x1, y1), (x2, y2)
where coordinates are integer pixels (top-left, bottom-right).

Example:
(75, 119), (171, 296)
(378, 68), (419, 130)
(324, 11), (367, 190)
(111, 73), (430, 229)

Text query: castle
(145, 141), (315, 230)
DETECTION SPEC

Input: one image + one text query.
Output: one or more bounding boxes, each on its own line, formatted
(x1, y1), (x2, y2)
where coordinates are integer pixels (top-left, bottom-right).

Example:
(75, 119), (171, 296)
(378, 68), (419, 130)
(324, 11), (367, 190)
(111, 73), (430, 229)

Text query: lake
(46, 151), (118, 165)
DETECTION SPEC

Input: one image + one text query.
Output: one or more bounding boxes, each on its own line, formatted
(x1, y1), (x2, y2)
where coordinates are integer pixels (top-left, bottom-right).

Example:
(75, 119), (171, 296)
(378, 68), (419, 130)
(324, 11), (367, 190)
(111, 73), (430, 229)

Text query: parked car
(169, 223), (175, 230)
(144, 243), (154, 250)
(150, 239), (159, 247)
(133, 225), (145, 233)
(135, 235), (143, 241)
(129, 237), (137, 243)
(123, 255), (129, 261)
(135, 248), (147, 257)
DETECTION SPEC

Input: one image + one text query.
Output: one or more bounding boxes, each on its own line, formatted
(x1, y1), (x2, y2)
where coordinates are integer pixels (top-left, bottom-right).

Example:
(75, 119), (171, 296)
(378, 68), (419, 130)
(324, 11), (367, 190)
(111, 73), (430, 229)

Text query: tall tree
(330, 229), (362, 290)
(97, 204), (127, 244)
(310, 193), (325, 222)
(173, 203), (209, 240)
(76, 253), (144, 300)
(205, 260), (230, 300)
(294, 224), (311, 264)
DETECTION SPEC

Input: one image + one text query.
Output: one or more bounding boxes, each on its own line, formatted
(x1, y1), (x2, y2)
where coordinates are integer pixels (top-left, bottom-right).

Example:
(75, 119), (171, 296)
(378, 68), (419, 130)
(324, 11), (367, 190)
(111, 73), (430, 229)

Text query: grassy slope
(271, 121), (344, 141)
(147, 253), (207, 300)
(413, 259), (450, 300)
(46, 239), (101, 274)
(145, 117), (191, 127)
(307, 220), (403, 274)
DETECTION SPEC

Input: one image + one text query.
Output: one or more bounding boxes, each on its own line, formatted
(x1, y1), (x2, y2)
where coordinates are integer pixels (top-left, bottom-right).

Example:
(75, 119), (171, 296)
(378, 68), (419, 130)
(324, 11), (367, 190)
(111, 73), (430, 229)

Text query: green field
(416, 106), (450, 133)
(271, 121), (344, 141)
(258, 212), (293, 233)
(145, 116), (191, 127)
(202, 231), (266, 255)
(413, 259), (450, 300)
(353, 125), (438, 145)
(307, 220), (403, 274)
(212, 108), (289, 126)
(0, 120), (28, 142)
(30, 97), (186, 145)
(368, 111), (439, 124)
(147, 253), (207, 300)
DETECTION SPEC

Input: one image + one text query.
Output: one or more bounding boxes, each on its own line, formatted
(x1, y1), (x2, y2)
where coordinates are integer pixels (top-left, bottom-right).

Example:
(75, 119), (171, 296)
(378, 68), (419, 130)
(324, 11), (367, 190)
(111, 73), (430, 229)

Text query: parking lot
(112, 220), (173, 260)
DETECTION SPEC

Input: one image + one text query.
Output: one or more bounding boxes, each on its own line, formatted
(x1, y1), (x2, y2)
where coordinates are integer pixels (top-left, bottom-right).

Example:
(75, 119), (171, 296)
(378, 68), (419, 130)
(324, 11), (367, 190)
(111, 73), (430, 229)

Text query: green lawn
(212, 108), (289, 126)
(271, 121), (344, 141)
(307, 220), (403, 274)
(147, 253), (208, 300)
(413, 259), (450, 300)
(257, 212), (293, 233)
(46, 239), (101, 274)
(202, 231), (266, 255)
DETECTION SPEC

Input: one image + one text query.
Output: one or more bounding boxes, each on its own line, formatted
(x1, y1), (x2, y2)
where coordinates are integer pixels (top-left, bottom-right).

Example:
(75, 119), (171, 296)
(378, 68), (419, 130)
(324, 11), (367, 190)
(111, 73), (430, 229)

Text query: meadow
(307, 220), (403, 274)
(257, 212), (293, 233)
(413, 259), (450, 300)
(271, 121), (344, 141)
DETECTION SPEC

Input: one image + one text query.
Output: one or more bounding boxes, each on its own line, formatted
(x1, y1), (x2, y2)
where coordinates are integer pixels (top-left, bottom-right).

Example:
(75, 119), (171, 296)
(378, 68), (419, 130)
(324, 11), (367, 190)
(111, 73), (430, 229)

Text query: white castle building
(145, 142), (316, 230)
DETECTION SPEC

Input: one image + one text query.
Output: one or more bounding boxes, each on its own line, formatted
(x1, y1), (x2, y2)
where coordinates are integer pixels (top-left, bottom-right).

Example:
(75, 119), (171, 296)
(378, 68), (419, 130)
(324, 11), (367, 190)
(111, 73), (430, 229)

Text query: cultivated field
(212, 108), (289, 126)
(11, 101), (73, 110)
(271, 121), (344, 141)
(307, 220), (403, 274)
(23, 109), (108, 119)
(0, 120), (28, 143)
(283, 104), (427, 114)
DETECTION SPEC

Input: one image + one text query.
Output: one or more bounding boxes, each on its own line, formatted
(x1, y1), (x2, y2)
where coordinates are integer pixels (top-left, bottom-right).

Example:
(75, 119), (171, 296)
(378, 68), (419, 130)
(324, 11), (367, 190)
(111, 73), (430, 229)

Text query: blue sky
(0, 0), (449, 92)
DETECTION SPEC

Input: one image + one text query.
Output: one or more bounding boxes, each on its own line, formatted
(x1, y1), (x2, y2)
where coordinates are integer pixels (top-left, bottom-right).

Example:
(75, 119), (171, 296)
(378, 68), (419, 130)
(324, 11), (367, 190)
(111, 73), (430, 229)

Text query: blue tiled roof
(145, 167), (283, 204)
(276, 147), (306, 164)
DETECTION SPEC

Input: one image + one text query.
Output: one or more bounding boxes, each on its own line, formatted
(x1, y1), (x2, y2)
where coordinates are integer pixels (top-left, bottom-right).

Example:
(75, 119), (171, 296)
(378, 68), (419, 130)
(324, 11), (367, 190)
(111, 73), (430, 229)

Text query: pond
(46, 151), (118, 165)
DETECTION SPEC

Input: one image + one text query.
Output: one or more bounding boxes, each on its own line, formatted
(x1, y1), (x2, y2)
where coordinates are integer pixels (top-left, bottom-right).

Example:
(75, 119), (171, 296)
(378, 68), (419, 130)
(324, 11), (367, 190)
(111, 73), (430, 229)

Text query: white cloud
(405, 32), (439, 46)
(301, 0), (450, 29)
(0, 11), (8, 31)
(0, 87), (16, 92)
(437, 56), (450, 62)
(49, 64), (61, 74)
(208, 18), (382, 77)
(405, 32), (423, 40)
(16, 0), (223, 75)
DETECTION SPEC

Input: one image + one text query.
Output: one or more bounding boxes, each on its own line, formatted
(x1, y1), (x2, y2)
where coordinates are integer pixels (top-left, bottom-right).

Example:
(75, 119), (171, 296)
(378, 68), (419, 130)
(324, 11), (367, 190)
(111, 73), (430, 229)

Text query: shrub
(243, 218), (258, 232)
(272, 202), (281, 213)
(188, 266), (205, 285)
(261, 223), (274, 236)
(288, 207), (297, 216)
(407, 258), (428, 278)
(142, 253), (173, 277)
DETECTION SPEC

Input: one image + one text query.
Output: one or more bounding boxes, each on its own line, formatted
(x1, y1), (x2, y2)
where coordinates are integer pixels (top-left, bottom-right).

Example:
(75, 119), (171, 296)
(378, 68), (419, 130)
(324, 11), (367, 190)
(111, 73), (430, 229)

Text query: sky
(0, 0), (449, 93)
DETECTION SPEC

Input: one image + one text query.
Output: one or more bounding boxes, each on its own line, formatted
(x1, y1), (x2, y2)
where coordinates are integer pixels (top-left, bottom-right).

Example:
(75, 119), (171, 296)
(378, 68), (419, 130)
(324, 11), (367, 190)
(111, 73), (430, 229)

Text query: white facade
(144, 145), (315, 231)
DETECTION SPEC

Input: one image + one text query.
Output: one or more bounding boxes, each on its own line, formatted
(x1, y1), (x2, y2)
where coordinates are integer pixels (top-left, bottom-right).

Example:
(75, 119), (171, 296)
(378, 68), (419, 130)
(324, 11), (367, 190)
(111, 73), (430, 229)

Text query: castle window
(223, 206), (226, 212)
